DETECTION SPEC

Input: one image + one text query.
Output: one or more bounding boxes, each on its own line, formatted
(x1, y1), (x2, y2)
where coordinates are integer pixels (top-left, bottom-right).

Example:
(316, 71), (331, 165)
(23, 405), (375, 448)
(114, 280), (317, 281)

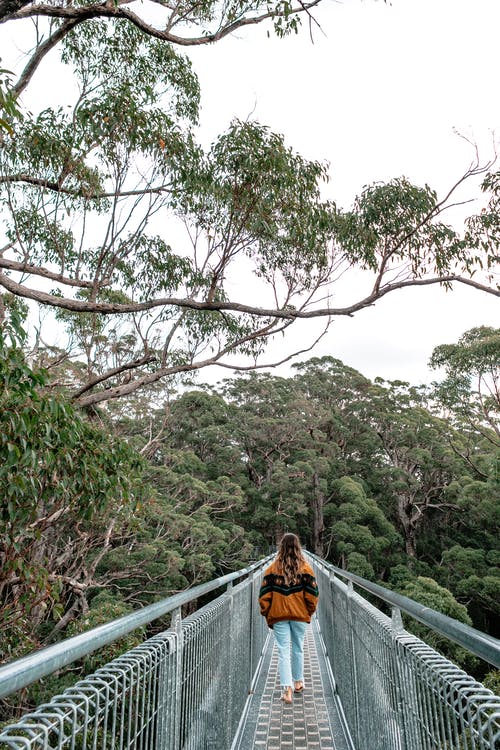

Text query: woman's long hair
(275, 533), (305, 585)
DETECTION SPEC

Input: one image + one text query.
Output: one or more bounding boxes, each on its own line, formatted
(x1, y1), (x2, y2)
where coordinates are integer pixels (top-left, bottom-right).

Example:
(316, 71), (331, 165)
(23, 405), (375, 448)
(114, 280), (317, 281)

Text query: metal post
(249, 571), (257, 687)
(328, 570), (336, 677)
(225, 580), (235, 749)
(390, 607), (408, 750)
(391, 607), (404, 636)
(169, 605), (183, 750)
(347, 580), (360, 747)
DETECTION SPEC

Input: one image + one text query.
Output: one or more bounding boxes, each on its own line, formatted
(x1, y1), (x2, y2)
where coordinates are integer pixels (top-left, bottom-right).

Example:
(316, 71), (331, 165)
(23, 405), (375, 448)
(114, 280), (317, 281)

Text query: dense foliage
(1, 314), (499, 717)
(0, 310), (144, 662)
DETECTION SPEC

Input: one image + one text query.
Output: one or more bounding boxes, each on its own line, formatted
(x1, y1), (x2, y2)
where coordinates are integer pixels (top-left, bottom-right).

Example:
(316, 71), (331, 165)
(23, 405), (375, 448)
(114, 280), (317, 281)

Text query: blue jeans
(273, 620), (307, 688)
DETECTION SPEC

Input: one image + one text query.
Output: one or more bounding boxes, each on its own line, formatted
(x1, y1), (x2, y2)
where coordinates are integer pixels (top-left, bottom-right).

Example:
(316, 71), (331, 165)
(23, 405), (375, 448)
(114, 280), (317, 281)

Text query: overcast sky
(185, 0), (499, 385)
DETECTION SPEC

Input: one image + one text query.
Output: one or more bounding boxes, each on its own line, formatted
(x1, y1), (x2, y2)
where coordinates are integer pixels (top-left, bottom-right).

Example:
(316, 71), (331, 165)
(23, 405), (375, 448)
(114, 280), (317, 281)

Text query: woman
(258, 533), (319, 704)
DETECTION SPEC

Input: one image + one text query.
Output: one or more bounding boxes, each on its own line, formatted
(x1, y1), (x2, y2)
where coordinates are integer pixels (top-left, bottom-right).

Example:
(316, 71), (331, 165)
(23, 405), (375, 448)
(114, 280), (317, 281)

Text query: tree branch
(0, 172), (174, 199)
(73, 313), (287, 405)
(215, 318), (331, 372)
(12, 18), (80, 96)
(71, 352), (158, 398)
(2, 0), (322, 47)
(0, 257), (106, 288)
(0, 269), (498, 320)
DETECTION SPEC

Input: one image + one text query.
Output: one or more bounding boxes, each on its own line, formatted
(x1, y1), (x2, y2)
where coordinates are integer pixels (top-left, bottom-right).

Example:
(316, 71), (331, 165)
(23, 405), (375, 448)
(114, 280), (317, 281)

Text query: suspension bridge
(0, 553), (499, 749)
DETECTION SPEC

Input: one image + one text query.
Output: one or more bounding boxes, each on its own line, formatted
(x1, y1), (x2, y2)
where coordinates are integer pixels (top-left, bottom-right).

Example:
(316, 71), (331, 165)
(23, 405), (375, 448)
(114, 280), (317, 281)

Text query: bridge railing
(0, 556), (272, 749)
(3, 551), (500, 750)
(309, 553), (500, 750)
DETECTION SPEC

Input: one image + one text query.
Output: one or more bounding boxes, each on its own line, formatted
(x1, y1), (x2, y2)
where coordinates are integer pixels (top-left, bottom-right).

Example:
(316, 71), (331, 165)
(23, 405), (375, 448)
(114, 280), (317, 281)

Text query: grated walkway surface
(234, 620), (351, 750)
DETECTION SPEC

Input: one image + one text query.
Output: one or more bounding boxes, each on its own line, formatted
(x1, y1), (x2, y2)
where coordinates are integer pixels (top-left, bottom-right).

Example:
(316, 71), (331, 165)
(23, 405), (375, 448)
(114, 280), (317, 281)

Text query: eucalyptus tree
(119, 388), (254, 573)
(290, 361), (475, 565)
(216, 372), (307, 544)
(0, 308), (255, 668)
(0, 310), (144, 660)
(97, 458), (252, 598)
(431, 326), (499, 423)
(427, 443), (500, 635)
(167, 390), (240, 476)
(397, 576), (478, 670)
(426, 327), (500, 628)
(366, 380), (468, 561)
(218, 361), (381, 555)
(439, 545), (500, 635)
(430, 326), (500, 478)
(0, 0), (320, 74)
(326, 476), (401, 579)
(0, 0), (499, 407)
(291, 356), (381, 472)
(289, 357), (391, 555)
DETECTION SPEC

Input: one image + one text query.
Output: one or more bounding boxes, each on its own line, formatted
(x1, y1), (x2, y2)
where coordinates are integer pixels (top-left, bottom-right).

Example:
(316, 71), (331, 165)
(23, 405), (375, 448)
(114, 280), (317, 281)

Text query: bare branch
(2, 0), (323, 47)
(296, 0), (325, 42)
(0, 256), (107, 288)
(0, 173), (174, 199)
(71, 352), (158, 398)
(1, 269), (498, 322)
(215, 318), (331, 372)
(12, 18), (80, 96)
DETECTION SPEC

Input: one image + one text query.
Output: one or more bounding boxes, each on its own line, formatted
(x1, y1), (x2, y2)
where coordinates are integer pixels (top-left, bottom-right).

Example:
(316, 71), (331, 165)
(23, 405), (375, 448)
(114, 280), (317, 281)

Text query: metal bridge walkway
(234, 620), (350, 750)
(0, 552), (499, 749)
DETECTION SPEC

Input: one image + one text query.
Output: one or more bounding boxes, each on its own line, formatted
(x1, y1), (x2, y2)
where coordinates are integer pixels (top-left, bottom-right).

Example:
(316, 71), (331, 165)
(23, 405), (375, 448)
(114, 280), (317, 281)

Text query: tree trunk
(310, 472), (325, 557)
(405, 532), (417, 561)
(397, 494), (418, 566)
(274, 521), (284, 548)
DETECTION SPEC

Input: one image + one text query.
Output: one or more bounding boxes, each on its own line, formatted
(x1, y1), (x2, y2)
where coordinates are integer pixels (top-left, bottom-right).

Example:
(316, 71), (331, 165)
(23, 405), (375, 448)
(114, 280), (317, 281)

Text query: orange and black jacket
(258, 559), (319, 628)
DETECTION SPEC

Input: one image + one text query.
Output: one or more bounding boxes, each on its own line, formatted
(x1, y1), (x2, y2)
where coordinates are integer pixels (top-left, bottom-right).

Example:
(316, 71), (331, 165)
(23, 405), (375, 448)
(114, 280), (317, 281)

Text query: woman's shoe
(294, 681), (304, 693)
(281, 686), (293, 704)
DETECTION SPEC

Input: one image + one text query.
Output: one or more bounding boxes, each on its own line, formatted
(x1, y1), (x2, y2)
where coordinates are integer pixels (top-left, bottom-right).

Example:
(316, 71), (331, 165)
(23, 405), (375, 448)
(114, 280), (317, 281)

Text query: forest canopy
(1, 319), (499, 689)
(0, 0), (499, 719)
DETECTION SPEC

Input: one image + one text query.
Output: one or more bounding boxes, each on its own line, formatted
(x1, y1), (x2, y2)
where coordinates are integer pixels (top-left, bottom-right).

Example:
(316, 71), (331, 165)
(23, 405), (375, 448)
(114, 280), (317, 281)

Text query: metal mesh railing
(310, 554), (500, 750)
(0, 563), (269, 749)
(0, 632), (178, 749)
(178, 575), (268, 750)
(2, 551), (499, 749)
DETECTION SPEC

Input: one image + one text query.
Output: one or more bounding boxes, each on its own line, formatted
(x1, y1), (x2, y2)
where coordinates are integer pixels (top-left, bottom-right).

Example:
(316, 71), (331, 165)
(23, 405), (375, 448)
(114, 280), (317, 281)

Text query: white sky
(2, 0), (499, 387)
(184, 0), (500, 385)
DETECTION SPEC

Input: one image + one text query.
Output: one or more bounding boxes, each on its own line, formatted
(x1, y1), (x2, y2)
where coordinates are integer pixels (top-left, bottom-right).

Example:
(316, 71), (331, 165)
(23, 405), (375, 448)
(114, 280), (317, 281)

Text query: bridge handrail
(308, 551), (500, 668)
(0, 554), (273, 700)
